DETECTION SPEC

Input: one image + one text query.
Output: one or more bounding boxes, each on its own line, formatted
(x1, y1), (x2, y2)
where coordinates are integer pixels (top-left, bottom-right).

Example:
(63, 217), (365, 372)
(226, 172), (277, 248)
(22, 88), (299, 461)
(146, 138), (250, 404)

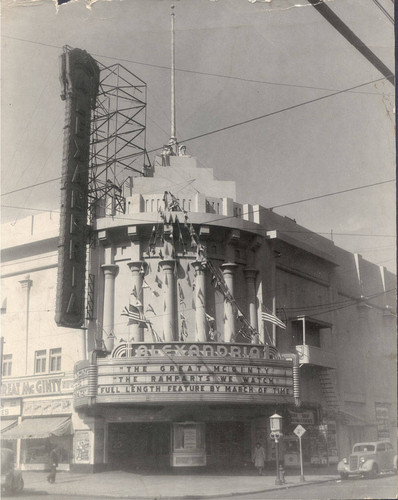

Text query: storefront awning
(1, 419), (18, 433)
(1, 417), (71, 440)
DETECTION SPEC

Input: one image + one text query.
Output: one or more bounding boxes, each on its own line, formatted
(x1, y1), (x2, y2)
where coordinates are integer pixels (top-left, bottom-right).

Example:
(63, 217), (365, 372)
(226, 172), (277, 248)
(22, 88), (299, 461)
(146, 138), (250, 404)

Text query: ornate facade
(1, 152), (396, 471)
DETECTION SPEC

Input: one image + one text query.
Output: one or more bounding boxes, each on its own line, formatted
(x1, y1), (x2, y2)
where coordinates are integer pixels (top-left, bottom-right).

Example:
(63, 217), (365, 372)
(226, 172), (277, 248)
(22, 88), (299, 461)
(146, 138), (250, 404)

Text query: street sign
(294, 424), (306, 438)
(293, 425), (306, 482)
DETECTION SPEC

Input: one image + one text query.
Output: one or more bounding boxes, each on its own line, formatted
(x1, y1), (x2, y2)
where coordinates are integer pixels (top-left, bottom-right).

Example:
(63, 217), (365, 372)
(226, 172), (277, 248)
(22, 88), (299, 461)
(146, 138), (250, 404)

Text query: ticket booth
(171, 422), (206, 467)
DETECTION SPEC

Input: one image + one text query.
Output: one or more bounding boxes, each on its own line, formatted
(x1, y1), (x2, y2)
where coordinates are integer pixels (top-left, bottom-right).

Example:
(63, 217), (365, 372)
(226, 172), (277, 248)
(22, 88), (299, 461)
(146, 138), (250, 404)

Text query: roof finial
(170, 5), (177, 154)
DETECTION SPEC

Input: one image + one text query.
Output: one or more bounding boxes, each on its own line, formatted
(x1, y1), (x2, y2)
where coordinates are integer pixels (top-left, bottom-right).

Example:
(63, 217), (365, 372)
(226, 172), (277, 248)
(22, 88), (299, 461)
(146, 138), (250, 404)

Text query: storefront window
(22, 436), (72, 465)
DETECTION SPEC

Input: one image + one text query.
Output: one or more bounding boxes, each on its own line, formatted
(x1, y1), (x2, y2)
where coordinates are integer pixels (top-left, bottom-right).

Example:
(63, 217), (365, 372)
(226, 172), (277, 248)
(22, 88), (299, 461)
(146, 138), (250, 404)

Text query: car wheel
(368, 464), (378, 479)
(340, 473), (349, 480)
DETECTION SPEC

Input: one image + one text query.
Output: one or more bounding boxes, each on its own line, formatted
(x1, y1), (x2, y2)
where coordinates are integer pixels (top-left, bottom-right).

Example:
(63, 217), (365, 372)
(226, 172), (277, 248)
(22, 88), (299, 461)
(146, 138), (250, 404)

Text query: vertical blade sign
(55, 48), (100, 328)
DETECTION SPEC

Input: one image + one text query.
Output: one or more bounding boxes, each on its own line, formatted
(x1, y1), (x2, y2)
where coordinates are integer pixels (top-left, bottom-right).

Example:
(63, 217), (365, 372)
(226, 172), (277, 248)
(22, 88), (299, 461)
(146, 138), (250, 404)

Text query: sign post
(293, 424), (306, 482)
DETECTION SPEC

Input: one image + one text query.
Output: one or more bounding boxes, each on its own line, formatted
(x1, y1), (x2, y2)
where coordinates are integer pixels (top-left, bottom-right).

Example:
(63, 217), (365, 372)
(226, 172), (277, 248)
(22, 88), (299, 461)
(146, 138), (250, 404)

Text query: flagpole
(272, 296), (277, 345)
(170, 5), (177, 151)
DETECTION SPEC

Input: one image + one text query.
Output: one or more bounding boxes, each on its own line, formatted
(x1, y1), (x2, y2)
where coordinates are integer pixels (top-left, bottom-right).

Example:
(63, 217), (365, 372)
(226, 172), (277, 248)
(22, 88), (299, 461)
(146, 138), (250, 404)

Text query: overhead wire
(1, 35), (393, 97)
(147, 76), (390, 151)
(269, 179), (395, 210)
(3, 287), (395, 325)
(0, 75), (392, 199)
(11, 123), (64, 223)
(278, 288), (396, 312)
(371, 0), (394, 24)
(1, 202), (395, 240)
(2, 176), (395, 240)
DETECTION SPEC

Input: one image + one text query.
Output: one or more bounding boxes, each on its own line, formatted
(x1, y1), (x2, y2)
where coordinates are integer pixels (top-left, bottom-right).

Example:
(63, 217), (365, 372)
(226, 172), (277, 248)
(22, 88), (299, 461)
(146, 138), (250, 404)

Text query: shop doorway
(206, 422), (248, 469)
(108, 422), (170, 470)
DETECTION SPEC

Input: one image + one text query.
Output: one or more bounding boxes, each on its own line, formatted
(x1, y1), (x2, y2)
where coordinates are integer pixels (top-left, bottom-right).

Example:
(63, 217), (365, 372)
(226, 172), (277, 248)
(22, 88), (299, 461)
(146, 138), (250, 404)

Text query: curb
(35, 476), (339, 499)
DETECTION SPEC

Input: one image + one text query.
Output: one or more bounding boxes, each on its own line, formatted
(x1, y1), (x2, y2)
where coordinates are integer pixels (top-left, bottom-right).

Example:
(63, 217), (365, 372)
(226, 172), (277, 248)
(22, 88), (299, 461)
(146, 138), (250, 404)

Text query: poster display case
(171, 422), (206, 467)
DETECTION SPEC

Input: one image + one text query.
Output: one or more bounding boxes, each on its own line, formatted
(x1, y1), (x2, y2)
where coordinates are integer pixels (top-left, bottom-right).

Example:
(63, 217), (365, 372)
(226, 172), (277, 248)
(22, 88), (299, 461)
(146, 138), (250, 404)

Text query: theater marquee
(74, 343), (295, 407)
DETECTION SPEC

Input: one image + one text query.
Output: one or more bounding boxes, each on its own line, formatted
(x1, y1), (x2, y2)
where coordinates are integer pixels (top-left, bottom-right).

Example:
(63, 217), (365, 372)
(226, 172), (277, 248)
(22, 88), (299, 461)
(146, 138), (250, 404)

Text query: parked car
(338, 441), (395, 479)
(1, 448), (24, 495)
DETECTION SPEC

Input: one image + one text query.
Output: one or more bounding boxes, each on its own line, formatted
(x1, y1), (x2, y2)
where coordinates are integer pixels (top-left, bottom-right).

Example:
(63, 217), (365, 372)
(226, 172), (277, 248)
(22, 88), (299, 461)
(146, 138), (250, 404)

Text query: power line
(148, 76), (390, 150)
(153, 178), (394, 228)
(371, 0), (394, 24)
(270, 179), (395, 210)
(2, 74), (389, 198)
(1, 178), (60, 197)
(1, 205), (60, 213)
(2, 178), (395, 237)
(284, 231), (395, 238)
(2, 35), (392, 97)
(287, 288), (397, 319)
(280, 288), (396, 313)
(3, 284), (394, 320)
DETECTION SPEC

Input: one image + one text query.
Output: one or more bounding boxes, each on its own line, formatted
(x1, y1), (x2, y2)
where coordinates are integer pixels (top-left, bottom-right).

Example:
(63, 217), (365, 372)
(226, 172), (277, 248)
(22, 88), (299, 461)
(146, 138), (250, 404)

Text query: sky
(1, 0), (396, 273)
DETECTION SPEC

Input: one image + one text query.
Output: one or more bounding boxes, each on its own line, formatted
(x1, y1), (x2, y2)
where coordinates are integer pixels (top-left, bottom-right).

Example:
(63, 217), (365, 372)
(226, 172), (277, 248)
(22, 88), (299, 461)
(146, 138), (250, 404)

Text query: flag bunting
(121, 305), (147, 328)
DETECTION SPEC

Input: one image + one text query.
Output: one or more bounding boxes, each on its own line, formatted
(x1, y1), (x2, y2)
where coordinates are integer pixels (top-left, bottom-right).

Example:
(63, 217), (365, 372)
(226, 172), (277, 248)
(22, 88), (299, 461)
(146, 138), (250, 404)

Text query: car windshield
(353, 444), (375, 452)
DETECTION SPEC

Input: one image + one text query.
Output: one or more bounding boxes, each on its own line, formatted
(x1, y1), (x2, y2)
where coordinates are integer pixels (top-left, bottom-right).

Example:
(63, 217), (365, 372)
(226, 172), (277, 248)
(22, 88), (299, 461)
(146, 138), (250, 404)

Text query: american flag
(121, 304), (147, 327)
(261, 311), (286, 330)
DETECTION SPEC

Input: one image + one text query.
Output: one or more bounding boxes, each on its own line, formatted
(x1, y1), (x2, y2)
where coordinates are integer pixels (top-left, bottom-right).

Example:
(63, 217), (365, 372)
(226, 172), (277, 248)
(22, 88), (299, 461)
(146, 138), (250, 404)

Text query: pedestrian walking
(252, 442), (266, 475)
(47, 446), (59, 483)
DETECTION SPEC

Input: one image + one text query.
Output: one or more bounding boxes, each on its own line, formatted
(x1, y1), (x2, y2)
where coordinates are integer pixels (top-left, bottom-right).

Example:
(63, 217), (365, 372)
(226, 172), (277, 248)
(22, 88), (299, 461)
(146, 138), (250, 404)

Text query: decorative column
(19, 276), (32, 375)
(101, 264), (119, 352)
(127, 261), (146, 342)
(221, 263), (238, 342)
(244, 268), (259, 342)
(159, 260), (177, 341)
(192, 261), (207, 342)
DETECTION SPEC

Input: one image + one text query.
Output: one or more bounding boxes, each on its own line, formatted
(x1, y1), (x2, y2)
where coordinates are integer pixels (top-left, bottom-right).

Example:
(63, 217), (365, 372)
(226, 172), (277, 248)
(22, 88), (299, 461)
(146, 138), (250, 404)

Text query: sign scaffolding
(89, 62), (151, 219)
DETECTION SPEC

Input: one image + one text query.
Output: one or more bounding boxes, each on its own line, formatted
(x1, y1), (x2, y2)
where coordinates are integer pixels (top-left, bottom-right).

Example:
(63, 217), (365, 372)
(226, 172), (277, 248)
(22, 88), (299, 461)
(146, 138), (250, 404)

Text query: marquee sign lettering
(55, 48), (100, 328)
(111, 342), (276, 359)
(74, 343), (295, 407)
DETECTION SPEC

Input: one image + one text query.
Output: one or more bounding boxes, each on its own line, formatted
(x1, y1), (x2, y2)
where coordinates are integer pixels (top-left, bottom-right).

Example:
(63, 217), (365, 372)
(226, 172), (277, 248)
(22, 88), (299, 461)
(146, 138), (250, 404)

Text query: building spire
(170, 5), (177, 153)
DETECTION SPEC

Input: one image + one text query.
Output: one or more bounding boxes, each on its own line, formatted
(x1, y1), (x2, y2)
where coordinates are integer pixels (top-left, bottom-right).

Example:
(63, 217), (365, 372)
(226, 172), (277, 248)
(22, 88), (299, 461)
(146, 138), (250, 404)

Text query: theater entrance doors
(107, 422), (170, 470)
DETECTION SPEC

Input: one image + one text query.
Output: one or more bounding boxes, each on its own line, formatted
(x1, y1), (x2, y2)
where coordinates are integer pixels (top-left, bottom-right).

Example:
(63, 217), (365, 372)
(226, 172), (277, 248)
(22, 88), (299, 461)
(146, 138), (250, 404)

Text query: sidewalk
(19, 467), (339, 499)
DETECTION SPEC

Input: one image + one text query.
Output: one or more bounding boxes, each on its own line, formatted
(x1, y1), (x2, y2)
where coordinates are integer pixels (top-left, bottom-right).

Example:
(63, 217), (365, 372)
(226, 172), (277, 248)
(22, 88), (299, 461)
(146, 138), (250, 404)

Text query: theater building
(1, 149), (396, 471)
(1, 47), (396, 472)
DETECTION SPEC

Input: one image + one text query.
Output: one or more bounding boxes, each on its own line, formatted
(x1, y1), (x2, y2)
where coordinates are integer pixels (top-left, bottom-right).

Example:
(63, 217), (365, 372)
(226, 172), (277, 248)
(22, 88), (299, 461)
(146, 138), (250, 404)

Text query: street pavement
(3, 466), (340, 499)
(209, 473), (398, 500)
